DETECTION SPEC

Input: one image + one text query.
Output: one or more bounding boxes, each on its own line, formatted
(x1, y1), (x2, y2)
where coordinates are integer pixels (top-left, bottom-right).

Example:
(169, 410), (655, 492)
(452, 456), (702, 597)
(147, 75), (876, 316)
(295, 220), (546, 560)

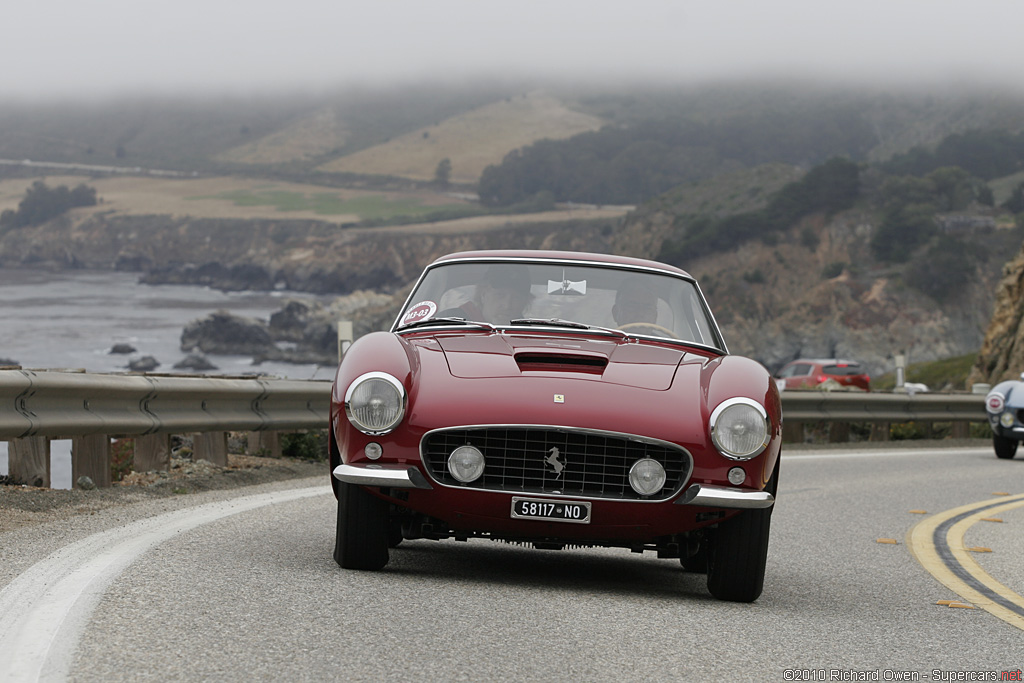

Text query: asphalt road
(3, 445), (1024, 681)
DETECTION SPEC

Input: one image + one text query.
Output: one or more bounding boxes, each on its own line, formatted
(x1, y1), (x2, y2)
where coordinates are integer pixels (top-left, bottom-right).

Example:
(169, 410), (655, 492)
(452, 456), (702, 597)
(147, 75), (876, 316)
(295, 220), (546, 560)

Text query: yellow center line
(906, 493), (1024, 630)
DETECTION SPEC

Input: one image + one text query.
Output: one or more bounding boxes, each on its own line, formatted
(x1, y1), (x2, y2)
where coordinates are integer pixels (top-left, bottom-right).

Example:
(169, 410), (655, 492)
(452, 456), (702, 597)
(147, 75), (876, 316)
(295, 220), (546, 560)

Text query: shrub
(822, 261), (846, 279)
(281, 430), (328, 461)
(110, 438), (135, 482)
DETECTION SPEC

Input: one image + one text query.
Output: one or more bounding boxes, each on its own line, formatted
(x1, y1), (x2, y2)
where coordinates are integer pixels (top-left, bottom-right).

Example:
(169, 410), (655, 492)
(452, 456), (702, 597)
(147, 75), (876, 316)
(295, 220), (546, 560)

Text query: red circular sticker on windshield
(401, 301), (437, 326)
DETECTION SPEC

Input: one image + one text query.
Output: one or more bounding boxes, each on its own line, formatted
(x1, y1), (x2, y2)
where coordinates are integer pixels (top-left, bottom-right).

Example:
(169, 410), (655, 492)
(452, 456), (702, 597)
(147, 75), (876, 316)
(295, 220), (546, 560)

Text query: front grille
(421, 426), (692, 500)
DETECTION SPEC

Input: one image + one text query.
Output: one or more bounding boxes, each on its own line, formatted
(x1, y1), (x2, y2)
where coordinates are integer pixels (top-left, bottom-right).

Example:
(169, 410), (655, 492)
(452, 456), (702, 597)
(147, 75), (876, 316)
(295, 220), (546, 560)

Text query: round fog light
(448, 445), (485, 483)
(364, 442), (382, 460)
(728, 467), (746, 486)
(1001, 412), (1015, 429)
(629, 458), (667, 496)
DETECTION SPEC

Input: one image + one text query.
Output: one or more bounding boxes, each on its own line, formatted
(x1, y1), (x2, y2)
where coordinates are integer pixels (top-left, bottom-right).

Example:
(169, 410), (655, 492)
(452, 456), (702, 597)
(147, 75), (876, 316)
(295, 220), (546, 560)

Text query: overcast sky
(4, 0), (1022, 100)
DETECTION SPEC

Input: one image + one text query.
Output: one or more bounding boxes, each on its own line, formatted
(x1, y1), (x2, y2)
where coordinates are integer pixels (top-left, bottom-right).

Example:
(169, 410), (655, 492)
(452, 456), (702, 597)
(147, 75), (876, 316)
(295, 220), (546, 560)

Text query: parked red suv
(775, 359), (870, 391)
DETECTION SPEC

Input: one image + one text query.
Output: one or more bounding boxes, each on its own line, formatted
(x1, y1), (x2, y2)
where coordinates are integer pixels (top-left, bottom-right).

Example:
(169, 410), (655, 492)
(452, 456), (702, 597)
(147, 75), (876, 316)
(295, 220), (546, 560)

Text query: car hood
(434, 332), (696, 390)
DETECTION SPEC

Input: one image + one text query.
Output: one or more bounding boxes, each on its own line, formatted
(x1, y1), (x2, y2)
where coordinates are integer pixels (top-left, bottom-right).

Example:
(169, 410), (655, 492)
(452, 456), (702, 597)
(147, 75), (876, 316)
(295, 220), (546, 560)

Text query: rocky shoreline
(177, 290), (401, 367)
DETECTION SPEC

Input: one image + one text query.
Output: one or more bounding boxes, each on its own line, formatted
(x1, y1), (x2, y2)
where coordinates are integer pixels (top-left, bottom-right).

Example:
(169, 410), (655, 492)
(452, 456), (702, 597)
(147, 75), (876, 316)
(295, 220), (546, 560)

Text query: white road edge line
(0, 485), (329, 683)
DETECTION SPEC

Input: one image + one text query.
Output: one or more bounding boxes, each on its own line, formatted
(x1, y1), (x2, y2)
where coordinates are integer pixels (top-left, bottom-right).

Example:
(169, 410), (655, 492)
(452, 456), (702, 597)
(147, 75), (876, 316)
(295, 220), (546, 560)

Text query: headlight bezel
(709, 397), (770, 461)
(344, 371), (407, 435)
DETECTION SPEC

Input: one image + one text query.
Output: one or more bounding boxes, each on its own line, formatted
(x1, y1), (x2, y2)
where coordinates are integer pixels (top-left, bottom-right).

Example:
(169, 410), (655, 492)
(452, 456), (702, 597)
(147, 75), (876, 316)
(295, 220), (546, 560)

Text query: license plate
(511, 497), (591, 524)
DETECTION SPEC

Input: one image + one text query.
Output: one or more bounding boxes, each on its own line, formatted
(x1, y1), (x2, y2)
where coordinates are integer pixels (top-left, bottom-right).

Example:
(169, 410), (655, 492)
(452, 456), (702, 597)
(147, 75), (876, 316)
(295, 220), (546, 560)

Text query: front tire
(706, 506), (771, 602)
(333, 482), (390, 570)
(994, 434), (1019, 460)
(705, 457), (778, 602)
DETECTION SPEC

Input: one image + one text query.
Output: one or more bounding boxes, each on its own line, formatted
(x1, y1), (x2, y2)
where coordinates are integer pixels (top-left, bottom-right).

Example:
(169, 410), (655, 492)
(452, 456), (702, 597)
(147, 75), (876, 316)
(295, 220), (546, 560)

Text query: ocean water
(0, 267), (338, 486)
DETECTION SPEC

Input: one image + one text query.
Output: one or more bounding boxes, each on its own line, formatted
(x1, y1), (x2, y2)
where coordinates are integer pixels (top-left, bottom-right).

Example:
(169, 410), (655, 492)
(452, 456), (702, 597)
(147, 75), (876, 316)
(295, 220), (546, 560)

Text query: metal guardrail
(0, 370), (988, 441)
(780, 390), (985, 423)
(0, 370), (990, 488)
(0, 369), (331, 440)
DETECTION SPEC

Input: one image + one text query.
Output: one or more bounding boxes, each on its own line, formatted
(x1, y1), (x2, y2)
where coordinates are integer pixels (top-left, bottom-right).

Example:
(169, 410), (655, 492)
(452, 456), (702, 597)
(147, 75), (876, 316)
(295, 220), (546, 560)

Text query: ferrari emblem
(545, 447), (565, 478)
(554, 394), (564, 403)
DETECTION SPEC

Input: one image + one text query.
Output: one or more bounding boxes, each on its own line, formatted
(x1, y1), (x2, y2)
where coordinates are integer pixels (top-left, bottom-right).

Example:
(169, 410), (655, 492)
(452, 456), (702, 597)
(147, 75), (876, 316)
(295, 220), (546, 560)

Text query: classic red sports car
(329, 250), (781, 602)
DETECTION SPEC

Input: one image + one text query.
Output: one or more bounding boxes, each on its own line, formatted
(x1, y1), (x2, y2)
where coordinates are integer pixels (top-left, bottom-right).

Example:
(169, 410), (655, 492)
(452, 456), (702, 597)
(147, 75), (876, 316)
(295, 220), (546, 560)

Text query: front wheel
(706, 505), (771, 602)
(706, 458), (777, 602)
(333, 482), (390, 570)
(994, 434), (1019, 460)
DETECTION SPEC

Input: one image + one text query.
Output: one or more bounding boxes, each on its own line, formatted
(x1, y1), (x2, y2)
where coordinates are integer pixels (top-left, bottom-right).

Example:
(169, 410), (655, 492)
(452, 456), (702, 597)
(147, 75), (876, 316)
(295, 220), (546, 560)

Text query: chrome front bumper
(333, 463), (434, 489)
(676, 483), (775, 509)
(334, 464), (772, 509)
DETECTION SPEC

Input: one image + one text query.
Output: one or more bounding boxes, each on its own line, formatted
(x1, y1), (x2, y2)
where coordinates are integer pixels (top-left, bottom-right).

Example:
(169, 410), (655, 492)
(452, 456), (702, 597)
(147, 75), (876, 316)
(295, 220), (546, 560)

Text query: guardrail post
(246, 431), (281, 458)
(194, 432), (228, 467)
(9, 437), (50, 488)
(134, 434), (171, 472)
(951, 421), (970, 439)
(782, 421), (804, 443)
(828, 422), (850, 443)
(72, 435), (111, 488)
(870, 422), (890, 441)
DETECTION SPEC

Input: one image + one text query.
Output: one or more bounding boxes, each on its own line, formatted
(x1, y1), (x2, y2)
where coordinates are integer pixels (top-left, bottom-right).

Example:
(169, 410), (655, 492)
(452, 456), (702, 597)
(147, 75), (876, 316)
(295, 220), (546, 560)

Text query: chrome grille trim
(420, 424), (693, 502)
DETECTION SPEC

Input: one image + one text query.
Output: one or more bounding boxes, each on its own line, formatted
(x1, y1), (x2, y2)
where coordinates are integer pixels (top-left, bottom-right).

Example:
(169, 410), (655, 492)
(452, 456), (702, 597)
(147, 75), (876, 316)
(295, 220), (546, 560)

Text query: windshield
(394, 260), (725, 349)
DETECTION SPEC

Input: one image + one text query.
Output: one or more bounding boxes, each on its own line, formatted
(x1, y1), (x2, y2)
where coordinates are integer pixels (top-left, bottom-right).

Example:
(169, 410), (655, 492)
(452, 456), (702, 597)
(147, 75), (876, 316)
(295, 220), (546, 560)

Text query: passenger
(442, 265), (532, 324)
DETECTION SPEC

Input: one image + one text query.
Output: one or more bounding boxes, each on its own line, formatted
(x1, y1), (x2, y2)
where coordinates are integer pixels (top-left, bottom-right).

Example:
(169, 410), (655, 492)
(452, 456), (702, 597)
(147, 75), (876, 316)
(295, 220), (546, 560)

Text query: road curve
(2, 445), (1024, 681)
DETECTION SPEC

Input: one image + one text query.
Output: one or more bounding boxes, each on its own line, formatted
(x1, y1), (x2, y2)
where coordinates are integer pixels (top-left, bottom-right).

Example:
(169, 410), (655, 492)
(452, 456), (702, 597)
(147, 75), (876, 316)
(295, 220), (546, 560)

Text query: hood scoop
(514, 351), (609, 374)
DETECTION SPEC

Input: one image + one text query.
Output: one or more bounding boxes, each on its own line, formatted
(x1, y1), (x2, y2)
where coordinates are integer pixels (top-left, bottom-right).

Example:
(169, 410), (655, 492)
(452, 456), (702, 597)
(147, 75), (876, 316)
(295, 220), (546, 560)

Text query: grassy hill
(315, 91), (603, 183)
(4, 82), (1024, 188)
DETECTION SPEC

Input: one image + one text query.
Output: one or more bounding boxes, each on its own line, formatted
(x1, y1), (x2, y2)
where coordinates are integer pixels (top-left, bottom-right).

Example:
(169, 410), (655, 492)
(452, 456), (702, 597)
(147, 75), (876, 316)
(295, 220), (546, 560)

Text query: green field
(192, 189), (467, 220)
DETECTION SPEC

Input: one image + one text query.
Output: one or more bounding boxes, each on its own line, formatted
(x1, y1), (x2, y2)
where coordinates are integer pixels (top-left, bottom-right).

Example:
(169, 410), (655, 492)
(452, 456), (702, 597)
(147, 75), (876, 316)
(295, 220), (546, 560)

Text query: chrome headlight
(344, 372), (406, 435)
(710, 398), (770, 460)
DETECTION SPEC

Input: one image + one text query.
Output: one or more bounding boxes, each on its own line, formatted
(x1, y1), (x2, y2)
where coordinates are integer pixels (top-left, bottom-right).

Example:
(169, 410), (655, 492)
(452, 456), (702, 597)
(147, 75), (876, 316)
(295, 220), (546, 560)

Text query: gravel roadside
(0, 454), (326, 533)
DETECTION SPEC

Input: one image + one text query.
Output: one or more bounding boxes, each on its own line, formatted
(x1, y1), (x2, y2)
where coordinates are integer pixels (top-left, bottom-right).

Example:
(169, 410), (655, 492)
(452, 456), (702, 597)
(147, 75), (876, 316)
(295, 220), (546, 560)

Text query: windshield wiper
(508, 318), (627, 338)
(397, 317), (495, 332)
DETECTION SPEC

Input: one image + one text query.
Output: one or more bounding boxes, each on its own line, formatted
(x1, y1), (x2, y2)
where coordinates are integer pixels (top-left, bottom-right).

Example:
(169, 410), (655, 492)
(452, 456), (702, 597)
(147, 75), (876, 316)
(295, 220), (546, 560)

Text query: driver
(612, 278), (658, 327)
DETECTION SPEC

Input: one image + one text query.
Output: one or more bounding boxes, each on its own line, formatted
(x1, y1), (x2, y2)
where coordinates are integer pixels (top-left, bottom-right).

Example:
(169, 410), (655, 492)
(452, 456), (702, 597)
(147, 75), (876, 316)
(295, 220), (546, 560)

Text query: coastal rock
(268, 301), (317, 343)
(181, 311), (276, 355)
(174, 353), (219, 371)
(128, 356), (160, 372)
(109, 343), (137, 354)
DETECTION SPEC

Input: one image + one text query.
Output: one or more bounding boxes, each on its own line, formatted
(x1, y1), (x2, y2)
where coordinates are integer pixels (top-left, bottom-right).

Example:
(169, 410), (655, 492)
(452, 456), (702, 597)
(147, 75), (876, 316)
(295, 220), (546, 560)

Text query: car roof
(431, 250), (694, 279)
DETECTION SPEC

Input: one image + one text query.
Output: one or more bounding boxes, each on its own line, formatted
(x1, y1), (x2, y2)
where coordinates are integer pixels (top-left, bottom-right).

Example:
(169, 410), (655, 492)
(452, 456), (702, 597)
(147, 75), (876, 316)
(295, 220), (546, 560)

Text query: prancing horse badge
(545, 446), (565, 478)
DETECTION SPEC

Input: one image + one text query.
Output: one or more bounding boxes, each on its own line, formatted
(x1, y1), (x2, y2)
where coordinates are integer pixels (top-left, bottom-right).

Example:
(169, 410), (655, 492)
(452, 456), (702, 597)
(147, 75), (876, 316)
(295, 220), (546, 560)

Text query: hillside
(4, 82), (1024, 189)
(315, 91), (604, 184)
(214, 107), (350, 166)
(611, 163), (1022, 377)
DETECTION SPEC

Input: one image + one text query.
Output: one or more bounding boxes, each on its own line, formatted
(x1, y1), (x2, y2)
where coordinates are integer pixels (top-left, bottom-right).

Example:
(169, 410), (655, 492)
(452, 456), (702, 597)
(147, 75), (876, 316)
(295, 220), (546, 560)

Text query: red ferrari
(329, 250), (781, 602)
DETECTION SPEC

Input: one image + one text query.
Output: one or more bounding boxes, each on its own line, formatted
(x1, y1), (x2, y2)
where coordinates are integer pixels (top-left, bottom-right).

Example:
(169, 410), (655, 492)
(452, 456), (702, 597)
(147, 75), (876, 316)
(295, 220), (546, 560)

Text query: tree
(925, 166), (974, 211)
(434, 158), (452, 188)
(0, 181), (98, 229)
